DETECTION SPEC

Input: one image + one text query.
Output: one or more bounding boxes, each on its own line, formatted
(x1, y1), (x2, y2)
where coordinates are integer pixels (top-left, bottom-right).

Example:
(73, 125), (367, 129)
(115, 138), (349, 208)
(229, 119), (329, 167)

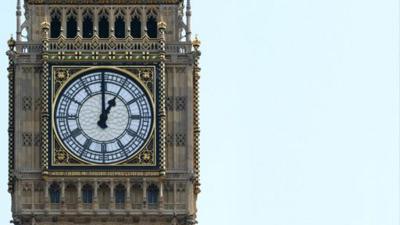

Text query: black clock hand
(97, 77), (126, 129)
(98, 73), (110, 129)
(97, 97), (116, 129)
(101, 72), (106, 114)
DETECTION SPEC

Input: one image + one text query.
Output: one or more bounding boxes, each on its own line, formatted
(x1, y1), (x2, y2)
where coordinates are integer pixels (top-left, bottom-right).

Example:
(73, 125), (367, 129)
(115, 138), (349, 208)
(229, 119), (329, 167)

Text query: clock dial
(53, 69), (153, 164)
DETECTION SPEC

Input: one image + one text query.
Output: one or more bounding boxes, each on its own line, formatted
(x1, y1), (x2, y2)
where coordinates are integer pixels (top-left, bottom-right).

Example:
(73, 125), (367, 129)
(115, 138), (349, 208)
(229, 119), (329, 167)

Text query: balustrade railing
(15, 40), (192, 54)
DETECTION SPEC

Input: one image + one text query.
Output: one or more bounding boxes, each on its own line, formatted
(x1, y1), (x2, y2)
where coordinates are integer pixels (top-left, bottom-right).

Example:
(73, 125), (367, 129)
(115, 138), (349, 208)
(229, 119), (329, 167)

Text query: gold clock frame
(51, 66), (157, 167)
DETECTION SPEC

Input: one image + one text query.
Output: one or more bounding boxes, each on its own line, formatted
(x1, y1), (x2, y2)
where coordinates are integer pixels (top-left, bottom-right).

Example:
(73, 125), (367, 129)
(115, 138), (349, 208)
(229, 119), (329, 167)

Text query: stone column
(77, 180), (82, 210)
(77, 8), (83, 37)
(110, 180), (115, 209)
(61, 8), (67, 37)
(93, 8), (98, 36)
(141, 7), (147, 36)
(31, 181), (35, 210)
(109, 8), (115, 36)
(93, 180), (98, 210)
(44, 180), (50, 210)
(126, 178), (131, 209)
(143, 179), (147, 209)
(126, 8), (131, 37)
(173, 182), (177, 210)
(61, 180), (65, 210)
(159, 181), (164, 210)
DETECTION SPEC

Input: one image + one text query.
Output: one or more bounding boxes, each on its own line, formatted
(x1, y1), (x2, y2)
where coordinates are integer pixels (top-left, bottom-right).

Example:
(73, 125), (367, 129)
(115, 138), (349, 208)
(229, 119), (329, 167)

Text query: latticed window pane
(22, 96), (32, 111)
(175, 97), (186, 111)
(175, 134), (186, 147)
(22, 133), (32, 146)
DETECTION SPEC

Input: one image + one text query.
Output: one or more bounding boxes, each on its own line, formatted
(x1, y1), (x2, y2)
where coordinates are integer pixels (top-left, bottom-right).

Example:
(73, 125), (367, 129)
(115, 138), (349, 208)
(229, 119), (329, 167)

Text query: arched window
(50, 9), (61, 38)
(82, 184), (93, 204)
(130, 15), (141, 38)
(146, 15), (157, 38)
(115, 184), (126, 203)
(114, 10), (125, 38)
(98, 183), (110, 209)
(66, 10), (78, 38)
(98, 9), (109, 38)
(49, 183), (61, 203)
(82, 9), (94, 38)
(147, 184), (159, 206)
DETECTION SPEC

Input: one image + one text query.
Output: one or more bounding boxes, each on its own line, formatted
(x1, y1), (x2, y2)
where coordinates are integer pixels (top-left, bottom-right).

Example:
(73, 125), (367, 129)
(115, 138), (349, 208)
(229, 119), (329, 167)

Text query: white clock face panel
(53, 70), (154, 164)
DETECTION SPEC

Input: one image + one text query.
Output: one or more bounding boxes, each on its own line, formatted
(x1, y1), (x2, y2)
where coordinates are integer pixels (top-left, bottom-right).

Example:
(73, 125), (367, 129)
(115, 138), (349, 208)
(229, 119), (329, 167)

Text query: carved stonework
(10, 0), (200, 223)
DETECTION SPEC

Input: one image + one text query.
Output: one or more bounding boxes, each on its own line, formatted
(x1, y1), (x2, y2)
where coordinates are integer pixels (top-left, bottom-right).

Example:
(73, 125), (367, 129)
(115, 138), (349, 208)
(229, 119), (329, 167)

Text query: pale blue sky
(0, 0), (399, 225)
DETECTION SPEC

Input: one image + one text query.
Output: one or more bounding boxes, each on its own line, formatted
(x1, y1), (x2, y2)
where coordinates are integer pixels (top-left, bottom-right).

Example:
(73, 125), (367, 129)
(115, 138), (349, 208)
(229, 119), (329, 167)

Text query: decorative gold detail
(41, 20), (50, 175)
(192, 35), (201, 194)
(6, 36), (16, 193)
(192, 35), (201, 50)
(158, 22), (167, 175)
(158, 20), (167, 31)
(47, 66), (159, 172)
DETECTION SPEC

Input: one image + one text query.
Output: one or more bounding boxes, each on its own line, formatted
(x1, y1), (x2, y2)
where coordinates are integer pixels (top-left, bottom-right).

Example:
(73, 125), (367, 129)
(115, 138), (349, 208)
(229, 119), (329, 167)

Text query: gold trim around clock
(51, 66), (156, 166)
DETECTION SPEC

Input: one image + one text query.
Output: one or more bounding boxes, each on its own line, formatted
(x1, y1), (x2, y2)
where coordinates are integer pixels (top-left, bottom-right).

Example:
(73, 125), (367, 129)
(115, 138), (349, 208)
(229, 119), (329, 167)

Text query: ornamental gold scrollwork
(139, 68), (154, 91)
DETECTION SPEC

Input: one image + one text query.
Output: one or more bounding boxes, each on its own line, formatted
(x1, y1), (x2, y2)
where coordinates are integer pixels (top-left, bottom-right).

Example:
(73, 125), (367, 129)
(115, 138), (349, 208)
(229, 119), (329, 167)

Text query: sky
(0, 0), (399, 225)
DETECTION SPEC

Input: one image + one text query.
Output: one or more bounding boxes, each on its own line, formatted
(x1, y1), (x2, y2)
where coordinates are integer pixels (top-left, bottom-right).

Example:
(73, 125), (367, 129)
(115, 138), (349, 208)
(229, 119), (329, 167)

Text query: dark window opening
(49, 183), (61, 203)
(67, 15), (77, 38)
(114, 16), (125, 38)
(82, 184), (93, 204)
(131, 16), (141, 38)
(50, 12), (61, 38)
(83, 15), (93, 38)
(147, 184), (159, 204)
(115, 185), (126, 204)
(146, 16), (157, 38)
(99, 15), (109, 38)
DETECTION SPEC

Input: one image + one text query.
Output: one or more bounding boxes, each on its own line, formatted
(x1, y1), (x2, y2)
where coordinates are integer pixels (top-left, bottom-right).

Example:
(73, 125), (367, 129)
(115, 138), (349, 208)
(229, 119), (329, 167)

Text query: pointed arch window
(98, 9), (109, 38)
(50, 9), (61, 38)
(147, 184), (159, 206)
(114, 10), (125, 38)
(146, 15), (158, 38)
(66, 10), (78, 38)
(82, 184), (93, 204)
(131, 9), (141, 38)
(49, 183), (61, 203)
(82, 9), (94, 38)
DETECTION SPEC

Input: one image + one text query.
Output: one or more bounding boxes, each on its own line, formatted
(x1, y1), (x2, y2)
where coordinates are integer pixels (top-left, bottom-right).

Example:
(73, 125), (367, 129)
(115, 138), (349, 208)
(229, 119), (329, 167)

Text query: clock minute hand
(97, 73), (109, 129)
(97, 97), (117, 129)
(101, 73), (106, 113)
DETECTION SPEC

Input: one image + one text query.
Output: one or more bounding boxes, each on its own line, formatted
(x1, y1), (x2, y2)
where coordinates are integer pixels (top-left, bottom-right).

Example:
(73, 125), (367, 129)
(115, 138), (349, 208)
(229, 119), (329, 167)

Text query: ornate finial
(158, 20), (167, 31)
(7, 35), (16, 49)
(192, 34), (201, 49)
(41, 19), (50, 30)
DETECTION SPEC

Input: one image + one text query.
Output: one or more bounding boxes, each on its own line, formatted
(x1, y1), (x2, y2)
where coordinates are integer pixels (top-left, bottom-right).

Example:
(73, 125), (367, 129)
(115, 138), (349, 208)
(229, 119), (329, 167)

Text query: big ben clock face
(53, 69), (154, 164)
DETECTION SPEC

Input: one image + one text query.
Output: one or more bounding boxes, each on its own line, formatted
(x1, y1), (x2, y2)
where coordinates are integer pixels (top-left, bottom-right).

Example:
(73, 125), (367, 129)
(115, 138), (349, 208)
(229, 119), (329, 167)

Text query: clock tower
(6, 0), (201, 224)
